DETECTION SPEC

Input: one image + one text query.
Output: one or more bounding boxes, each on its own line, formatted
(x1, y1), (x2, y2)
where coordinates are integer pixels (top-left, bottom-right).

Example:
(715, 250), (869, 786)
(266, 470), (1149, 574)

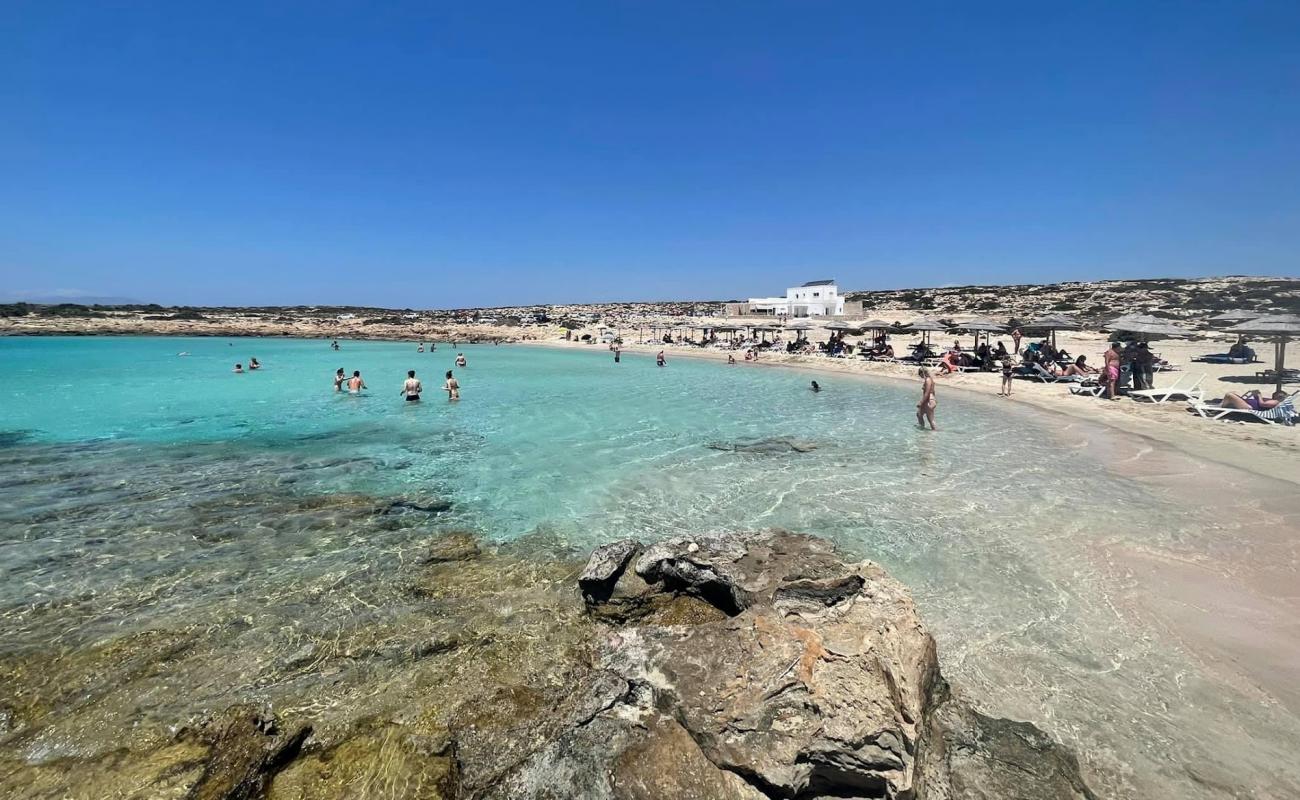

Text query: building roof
(801, 279), (836, 287)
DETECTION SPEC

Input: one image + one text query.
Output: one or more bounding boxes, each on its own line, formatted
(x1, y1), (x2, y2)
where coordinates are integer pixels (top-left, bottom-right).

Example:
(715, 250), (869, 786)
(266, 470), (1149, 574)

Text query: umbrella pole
(1277, 339), (1286, 395)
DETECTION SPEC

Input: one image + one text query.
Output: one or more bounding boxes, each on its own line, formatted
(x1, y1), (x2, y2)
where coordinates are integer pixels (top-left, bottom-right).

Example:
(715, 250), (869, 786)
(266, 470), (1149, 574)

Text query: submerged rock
(424, 530), (481, 564)
(706, 436), (819, 454)
(186, 706), (311, 800)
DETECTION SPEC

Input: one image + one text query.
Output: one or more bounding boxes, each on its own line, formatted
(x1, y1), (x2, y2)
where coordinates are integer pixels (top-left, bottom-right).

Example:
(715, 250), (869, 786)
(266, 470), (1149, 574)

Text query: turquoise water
(1, 336), (1297, 798)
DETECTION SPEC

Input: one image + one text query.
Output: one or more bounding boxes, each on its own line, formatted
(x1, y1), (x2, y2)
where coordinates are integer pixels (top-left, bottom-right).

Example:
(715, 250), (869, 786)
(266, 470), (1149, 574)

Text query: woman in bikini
(916, 367), (937, 430)
(444, 370), (460, 401)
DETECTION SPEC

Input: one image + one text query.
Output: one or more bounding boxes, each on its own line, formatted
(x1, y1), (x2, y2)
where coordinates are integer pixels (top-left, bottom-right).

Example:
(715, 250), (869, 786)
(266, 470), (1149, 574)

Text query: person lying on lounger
(1062, 355), (1098, 376)
(1219, 389), (1286, 411)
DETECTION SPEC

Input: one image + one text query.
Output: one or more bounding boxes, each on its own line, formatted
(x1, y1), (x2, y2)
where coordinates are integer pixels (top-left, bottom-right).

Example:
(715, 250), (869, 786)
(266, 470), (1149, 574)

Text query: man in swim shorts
(1102, 343), (1121, 400)
(401, 370), (422, 402)
(348, 370), (366, 393)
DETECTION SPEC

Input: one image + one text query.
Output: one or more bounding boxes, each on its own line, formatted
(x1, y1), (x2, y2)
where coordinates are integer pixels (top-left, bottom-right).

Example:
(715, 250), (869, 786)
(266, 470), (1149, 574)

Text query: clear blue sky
(3, 2), (1298, 308)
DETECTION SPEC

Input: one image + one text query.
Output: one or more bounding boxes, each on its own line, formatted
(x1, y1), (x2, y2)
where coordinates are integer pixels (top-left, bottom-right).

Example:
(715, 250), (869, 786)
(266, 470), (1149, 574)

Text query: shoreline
(530, 337), (1300, 489)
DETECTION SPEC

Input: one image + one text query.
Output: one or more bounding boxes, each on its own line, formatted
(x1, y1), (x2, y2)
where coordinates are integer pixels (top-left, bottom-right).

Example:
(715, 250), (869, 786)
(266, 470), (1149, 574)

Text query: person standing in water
(249, 357), (260, 370)
(401, 370), (422, 402)
(810, 381), (821, 393)
(916, 367), (937, 430)
(613, 345), (621, 364)
(455, 353), (467, 368)
(333, 368), (346, 392)
(347, 370), (367, 393)
(331, 340), (340, 351)
(656, 350), (666, 367)
(444, 370), (460, 401)
(998, 356), (1014, 397)
(417, 343), (425, 353)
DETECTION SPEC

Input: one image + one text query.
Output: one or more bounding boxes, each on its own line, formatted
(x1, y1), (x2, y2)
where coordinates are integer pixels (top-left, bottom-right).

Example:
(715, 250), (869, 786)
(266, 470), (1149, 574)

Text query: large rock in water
(481, 531), (1095, 800)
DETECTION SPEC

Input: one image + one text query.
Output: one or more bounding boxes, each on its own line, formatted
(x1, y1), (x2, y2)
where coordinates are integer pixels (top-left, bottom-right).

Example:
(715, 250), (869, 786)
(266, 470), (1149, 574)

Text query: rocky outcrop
(579, 538), (641, 603)
(4, 531), (1093, 800)
(478, 530), (1095, 800)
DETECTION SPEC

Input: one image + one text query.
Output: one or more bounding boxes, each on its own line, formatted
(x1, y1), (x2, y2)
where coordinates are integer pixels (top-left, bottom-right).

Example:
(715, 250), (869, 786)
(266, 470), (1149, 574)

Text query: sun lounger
(1191, 397), (1297, 425)
(1127, 372), (1206, 404)
(1022, 363), (1087, 383)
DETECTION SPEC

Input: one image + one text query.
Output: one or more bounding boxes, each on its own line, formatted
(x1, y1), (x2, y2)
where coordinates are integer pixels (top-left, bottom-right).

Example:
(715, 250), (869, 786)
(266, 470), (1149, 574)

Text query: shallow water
(0, 336), (1296, 798)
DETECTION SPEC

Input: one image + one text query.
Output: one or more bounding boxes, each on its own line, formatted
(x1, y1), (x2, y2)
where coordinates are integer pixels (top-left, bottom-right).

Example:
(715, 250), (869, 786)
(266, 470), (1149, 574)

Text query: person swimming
(657, 350), (666, 367)
(348, 370), (366, 394)
(455, 353), (467, 367)
(444, 370), (460, 401)
(249, 357), (260, 370)
(233, 363), (244, 373)
(331, 340), (340, 350)
(417, 344), (425, 353)
(333, 368), (346, 392)
(810, 380), (821, 392)
(401, 370), (422, 402)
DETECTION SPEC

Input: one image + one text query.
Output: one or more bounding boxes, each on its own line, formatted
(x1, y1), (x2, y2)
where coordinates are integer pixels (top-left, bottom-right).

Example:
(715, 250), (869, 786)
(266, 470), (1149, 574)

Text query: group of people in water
(322, 342), (467, 402)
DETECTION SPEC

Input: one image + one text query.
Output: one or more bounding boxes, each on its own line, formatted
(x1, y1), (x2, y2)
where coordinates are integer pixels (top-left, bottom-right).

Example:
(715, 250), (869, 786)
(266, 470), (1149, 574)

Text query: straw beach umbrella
(1226, 315), (1300, 394)
(953, 316), (1005, 350)
(1103, 314), (1192, 341)
(1210, 310), (1263, 324)
(1024, 313), (1081, 349)
(785, 318), (815, 341)
(903, 316), (947, 346)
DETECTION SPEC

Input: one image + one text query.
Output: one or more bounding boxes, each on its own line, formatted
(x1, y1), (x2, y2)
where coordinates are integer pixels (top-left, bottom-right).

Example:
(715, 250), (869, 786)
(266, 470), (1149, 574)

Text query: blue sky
(2, 2), (1298, 308)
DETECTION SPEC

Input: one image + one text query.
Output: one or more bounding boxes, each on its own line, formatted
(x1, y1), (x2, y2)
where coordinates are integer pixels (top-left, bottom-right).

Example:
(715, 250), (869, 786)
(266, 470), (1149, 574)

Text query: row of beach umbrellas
(637, 311), (1298, 392)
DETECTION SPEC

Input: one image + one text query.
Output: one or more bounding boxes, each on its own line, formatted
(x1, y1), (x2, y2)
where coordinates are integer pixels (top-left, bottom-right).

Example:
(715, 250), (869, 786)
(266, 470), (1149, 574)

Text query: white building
(745, 280), (845, 317)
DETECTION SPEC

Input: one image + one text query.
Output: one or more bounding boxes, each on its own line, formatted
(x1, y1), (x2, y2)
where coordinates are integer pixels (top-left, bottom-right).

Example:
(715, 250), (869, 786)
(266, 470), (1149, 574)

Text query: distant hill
(843, 276), (1299, 323)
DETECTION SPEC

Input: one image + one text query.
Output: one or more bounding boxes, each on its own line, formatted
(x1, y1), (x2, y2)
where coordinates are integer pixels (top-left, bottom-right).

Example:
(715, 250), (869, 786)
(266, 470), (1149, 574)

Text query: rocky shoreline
(2, 530), (1094, 799)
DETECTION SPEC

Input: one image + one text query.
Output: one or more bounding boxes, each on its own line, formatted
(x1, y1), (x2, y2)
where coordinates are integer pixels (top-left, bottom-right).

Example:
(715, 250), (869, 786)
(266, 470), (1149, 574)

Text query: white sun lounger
(1025, 363), (1086, 383)
(1191, 397), (1297, 425)
(1127, 372), (1206, 404)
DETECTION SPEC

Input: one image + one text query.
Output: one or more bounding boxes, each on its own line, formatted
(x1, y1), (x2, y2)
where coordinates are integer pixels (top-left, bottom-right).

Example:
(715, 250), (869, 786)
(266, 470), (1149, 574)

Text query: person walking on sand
(1011, 328), (1022, 357)
(444, 370), (460, 401)
(1101, 342), (1121, 400)
(455, 353), (467, 368)
(999, 356), (1014, 397)
(401, 370), (422, 402)
(333, 368), (346, 392)
(656, 350), (666, 367)
(916, 367), (937, 430)
(347, 370), (367, 394)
